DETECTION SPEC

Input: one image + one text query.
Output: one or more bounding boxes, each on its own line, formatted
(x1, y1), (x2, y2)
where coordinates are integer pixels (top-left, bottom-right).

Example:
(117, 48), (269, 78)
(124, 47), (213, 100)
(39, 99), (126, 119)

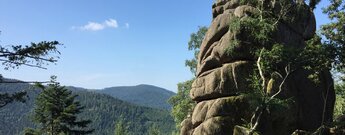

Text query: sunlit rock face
(181, 0), (335, 135)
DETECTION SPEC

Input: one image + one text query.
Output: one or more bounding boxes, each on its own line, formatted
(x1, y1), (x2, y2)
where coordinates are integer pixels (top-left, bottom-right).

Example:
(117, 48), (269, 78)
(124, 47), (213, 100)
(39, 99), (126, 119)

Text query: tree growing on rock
(180, 0), (343, 134)
(227, 0), (344, 133)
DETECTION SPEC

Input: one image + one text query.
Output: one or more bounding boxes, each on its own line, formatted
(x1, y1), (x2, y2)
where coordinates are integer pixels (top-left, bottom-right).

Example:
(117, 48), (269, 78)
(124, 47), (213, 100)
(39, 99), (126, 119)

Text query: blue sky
(0, 0), (331, 92)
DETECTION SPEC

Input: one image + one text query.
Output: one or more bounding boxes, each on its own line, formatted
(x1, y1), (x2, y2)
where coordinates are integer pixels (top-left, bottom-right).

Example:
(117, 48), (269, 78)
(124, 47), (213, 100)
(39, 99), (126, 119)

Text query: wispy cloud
(81, 22), (105, 31)
(125, 23), (130, 29)
(72, 18), (123, 31)
(105, 19), (118, 28)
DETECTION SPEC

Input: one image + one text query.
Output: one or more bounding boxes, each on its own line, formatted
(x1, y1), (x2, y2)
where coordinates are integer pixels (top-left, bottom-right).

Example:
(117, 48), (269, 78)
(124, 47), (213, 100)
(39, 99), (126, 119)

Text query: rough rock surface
(181, 0), (335, 135)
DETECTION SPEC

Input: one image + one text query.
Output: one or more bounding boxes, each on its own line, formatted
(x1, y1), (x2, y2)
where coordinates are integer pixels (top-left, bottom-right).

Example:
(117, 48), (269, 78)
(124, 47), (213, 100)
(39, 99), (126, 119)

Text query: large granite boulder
(181, 0), (335, 135)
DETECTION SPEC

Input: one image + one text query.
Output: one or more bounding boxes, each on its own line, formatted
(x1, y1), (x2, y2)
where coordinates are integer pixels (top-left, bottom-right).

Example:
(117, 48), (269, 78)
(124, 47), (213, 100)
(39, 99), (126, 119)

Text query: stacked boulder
(181, 0), (335, 135)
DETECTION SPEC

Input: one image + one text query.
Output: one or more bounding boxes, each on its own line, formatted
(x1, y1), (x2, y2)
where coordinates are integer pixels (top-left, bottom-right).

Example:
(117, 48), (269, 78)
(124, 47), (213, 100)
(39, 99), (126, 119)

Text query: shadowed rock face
(181, 0), (335, 135)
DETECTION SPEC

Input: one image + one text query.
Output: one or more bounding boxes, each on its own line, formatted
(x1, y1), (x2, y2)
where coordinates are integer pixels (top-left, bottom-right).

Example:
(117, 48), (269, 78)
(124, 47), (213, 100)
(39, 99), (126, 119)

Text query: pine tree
(148, 124), (161, 135)
(114, 118), (128, 135)
(26, 80), (94, 135)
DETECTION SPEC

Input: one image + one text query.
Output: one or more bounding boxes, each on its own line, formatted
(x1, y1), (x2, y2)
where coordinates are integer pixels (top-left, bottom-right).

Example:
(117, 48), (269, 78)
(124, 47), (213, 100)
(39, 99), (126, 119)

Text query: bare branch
(270, 64), (296, 100)
(273, 71), (283, 79)
(250, 107), (260, 128)
(257, 48), (266, 92)
(250, 107), (263, 133)
(321, 83), (333, 125)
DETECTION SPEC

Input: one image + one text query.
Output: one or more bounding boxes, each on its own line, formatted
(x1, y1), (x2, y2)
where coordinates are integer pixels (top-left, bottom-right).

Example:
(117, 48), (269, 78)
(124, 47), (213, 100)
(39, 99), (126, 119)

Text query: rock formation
(180, 0), (335, 135)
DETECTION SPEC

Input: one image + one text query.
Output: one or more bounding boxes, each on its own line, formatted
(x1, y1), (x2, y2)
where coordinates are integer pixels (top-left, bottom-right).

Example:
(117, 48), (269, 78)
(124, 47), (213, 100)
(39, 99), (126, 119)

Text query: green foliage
(0, 83), (175, 135)
(260, 44), (291, 75)
(98, 84), (175, 110)
(257, 34), (337, 84)
(168, 80), (195, 131)
(320, 0), (345, 124)
(0, 41), (61, 70)
(27, 82), (94, 135)
(147, 124), (161, 135)
(225, 0), (342, 131)
(226, 1), (278, 60)
(229, 16), (276, 46)
(334, 82), (345, 119)
(239, 0), (258, 6)
(321, 0), (345, 74)
(0, 40), (62, 108)
(77, 90), (174, 135)
(0, 90), (26, 108)
(185, 26), (208, 75)
(114, 118), (129, 135)
(23, 128), (41, 135)
(169, 26), (207, 133)
(302, 36), (337, 83)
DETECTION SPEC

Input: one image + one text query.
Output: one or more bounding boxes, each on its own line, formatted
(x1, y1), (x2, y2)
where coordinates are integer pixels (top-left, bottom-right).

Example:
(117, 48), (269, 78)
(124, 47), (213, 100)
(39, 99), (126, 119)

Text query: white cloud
(81, 22), (105, 31)
(105, 19), (118, 28)
(125, 23), (130, 28)
(73, 18), (122, 31)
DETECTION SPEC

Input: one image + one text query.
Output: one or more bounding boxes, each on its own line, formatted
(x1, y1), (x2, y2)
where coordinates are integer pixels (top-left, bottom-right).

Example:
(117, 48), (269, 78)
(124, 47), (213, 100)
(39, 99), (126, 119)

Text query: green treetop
(25, 79), (94, 135)
(114, 118), (129, 135)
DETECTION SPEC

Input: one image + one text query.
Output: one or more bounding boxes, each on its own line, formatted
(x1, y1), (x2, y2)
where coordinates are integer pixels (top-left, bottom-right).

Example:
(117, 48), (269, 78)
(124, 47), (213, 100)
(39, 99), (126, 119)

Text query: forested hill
(0, 83), (175, 135)
(96, 84), (176, 110)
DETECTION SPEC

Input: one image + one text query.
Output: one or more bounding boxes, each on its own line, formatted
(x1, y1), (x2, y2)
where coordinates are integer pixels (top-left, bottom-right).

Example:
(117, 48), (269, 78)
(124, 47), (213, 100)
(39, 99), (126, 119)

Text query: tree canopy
(25, 80), (94, 135)
(185, 26), (208, 75)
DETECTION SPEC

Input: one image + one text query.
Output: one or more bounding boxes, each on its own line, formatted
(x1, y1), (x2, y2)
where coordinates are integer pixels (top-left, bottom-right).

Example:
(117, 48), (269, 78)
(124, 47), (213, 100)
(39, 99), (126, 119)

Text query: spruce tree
(114, 118), (128, 135)
(26, 81), (93, 135)
(148, 124), (161, 135)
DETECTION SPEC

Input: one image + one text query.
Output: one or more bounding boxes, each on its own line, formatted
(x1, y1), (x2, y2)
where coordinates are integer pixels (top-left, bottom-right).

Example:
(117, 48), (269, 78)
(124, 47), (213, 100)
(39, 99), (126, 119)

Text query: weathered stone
(212, 0), (239, 18)
(197, 30), (255, 77)
(192, 101), (209, 126)
(193, 116), (236, 135)
(197, 13), (234, 76)
(290, 70), (335, 131)
(180, 117), (194, 135)
(234, 5), (258, 18)
(302, 13), (316, 40)
(191, 61), (254, 101)
(192, 95), (257, 127)
(256, 100), (298, 135)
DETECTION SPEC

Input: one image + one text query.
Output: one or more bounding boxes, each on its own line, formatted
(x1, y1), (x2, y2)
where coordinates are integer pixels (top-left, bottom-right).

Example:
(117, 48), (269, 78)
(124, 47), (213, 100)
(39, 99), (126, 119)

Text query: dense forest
(0, 82), (175, 135)
(97, 84), (175, 110)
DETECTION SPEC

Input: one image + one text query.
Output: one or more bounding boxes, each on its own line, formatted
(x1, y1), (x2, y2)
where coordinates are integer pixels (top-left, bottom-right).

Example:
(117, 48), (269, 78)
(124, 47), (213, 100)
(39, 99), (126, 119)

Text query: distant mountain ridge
(0, 82), (175, 135)
(96, 84), (176, 110)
